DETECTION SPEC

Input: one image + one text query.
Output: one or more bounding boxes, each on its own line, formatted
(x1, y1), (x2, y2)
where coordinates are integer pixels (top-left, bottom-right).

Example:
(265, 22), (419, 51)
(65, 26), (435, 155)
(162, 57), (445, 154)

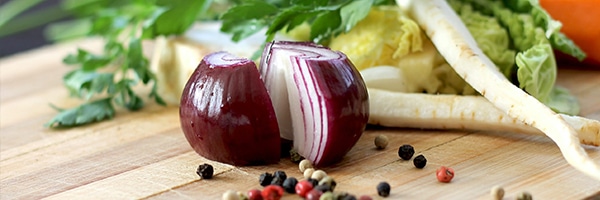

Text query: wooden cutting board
(1, 39), (599, 200)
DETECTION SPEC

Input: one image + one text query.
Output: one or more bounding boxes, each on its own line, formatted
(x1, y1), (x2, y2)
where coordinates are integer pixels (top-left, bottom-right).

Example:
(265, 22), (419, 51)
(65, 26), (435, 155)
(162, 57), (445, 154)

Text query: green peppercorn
(398, 144), (415, 160)
(290, 149), (304, 163)
(320, 191), (334, 200)
(196, 163), (214, 179)
(413, 154), (427, 169)
(374, 135), (389, 149)
(319, 176), (337, 191)
(376, 182), (391, 197)
(516, 191), (533, 200)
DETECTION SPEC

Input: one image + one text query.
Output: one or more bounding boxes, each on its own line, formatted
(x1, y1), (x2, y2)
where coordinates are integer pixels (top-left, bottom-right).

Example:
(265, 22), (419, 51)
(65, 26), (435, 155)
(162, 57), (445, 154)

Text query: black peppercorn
(376, 181), (391, 197)
(398, 144), (415, 160)
(271, 176), (285, 186)
(259, 172), (273, 186)
(413, 154), (427, 169)
(196, 163), (214, 179)
(282, 177), (298, 193)
(274, 170), (287, 180)
(307, 178), (319, 187)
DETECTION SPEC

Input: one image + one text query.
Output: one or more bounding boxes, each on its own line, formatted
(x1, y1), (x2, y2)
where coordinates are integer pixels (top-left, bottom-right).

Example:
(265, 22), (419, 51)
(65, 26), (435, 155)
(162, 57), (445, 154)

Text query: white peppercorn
(374, 134), (388, 149)
(299, 159), (314, 173)
(311, 169), (328, 181)
(222, 190), (240, 200)
(490, 185), (504, 200)
(304, 168), (315, 179)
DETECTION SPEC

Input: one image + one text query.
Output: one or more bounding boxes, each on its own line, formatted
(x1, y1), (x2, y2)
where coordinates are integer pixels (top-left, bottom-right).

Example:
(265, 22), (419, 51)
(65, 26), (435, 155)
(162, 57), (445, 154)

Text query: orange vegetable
(541, 0), (600, 66)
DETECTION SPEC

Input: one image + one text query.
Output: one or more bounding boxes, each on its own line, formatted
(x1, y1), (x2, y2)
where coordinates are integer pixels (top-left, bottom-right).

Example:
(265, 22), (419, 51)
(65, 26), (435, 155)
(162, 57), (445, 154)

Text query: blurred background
(0, 0), (70, 58)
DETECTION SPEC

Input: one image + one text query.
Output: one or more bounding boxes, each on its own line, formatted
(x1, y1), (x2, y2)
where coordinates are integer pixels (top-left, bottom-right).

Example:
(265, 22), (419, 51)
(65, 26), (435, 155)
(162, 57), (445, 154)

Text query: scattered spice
(311, 170), (328, 181)
(273, 171), (287, 180)
(299, 159), (314, 173)
(236, 191), (248, 200)
(376, 181), (391, 197)
(270, 176), (285, 186)
(413, 155), (427, 169)
(320, 192), (334, 200)
(222, 190), (239, 200)
(289, 149), (304, 163)
(295, 180), (314, 198)
(313, 184), (333, 193)
(261, 185), (284, 200)
(436, 166), (454, 183)
(307, 178), (320, 187)
(304, 168), (315, 179)
(282, 177), (299, 194)
(196, 163), (214, 179)
(306, 189), (324, 200)
(490, 185), (504, 200)
(516, 191), (533, 200)
(319, 176), (336, 191)
(247, 189), (263, 200)
(259, 172), (274, 187)
(398, 144), (415, 160)
(374, 135), (389, 149)
(358, 195), (373, 200)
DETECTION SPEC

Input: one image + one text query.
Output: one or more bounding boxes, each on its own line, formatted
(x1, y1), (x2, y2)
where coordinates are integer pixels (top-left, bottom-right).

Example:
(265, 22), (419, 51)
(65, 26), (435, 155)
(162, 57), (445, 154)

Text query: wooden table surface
(1, 39), (599, 200)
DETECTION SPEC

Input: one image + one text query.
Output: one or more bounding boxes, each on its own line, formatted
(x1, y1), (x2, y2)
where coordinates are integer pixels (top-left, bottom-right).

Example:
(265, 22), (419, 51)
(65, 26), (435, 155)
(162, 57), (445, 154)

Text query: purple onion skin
(179, 52), (281, 166)
(305, 56), (369, 167)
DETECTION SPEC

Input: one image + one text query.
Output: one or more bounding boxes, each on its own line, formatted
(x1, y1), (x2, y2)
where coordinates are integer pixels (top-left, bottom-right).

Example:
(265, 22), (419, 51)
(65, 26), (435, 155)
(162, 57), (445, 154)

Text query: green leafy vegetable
(46, 0), (210, 128)
(220, 0), (394, 44)
(448, 0), (584, 114)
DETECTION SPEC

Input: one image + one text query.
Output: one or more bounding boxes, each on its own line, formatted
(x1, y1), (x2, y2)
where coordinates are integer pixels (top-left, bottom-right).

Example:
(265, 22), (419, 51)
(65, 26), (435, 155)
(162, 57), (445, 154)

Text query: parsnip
(368, 88), (600, 146)
(399, 0), (600, 180)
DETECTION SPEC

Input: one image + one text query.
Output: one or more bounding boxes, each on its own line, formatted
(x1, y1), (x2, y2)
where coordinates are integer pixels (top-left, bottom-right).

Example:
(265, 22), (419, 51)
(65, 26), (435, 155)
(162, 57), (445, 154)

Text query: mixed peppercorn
(204, 135), (471, 199)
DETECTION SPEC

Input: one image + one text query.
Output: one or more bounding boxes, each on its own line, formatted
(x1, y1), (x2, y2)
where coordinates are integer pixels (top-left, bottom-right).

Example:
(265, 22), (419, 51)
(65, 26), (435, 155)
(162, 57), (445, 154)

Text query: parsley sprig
(46, 0), (212, 128)
(220, 0), (395, 44)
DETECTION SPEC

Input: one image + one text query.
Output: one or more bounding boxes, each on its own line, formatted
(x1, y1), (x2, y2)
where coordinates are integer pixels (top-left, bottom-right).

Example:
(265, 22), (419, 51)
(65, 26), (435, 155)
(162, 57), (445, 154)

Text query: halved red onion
(179, 51), (281, 166)
(260, 41), (370, 166)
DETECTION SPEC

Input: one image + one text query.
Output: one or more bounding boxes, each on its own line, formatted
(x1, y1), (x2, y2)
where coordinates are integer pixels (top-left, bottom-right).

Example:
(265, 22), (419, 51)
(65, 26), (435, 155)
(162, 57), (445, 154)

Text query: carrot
(540, 0), (600, 66)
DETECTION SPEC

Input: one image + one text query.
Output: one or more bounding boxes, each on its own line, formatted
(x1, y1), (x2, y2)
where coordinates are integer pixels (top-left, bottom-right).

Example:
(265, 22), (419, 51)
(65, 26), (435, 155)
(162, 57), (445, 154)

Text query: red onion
(179, 51), (281, 165)
(180, 41), (369, 167)
(260, 41), (369, 166)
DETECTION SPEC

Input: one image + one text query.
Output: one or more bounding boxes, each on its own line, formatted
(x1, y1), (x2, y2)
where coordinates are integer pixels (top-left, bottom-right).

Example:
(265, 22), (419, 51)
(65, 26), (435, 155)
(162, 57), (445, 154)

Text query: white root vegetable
(368, 88), (600, 146)
(399, 0), (600, 180)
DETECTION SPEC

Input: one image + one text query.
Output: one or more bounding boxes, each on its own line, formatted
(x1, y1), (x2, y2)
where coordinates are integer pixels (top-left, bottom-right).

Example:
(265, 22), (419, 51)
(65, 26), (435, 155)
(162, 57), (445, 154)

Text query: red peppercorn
(295, 180), (314, 198)
(359, 195), (373, 200)
(248, 189), (263, 200)
(436, 166), (455, 183)
(306, 189), (323, 200)
(261, 185), (284, 200)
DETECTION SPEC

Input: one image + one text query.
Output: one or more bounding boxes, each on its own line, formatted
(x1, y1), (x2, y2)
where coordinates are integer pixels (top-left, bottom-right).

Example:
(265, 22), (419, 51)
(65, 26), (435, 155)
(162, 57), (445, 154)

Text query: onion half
(260, 41), (370, 166)
(179, 51), (281, 166)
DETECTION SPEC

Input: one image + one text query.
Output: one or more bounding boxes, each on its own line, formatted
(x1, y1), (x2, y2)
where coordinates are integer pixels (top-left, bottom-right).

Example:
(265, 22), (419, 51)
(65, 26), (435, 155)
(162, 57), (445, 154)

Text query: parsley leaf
(47, 0), (210, 128)
(221, 0), (394, 44)
(45, 98), (115, 128)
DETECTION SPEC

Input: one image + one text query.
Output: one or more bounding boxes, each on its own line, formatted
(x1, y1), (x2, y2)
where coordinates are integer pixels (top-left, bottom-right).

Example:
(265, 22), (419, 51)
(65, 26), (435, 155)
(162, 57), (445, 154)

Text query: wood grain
(0, 39), (599, 199)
